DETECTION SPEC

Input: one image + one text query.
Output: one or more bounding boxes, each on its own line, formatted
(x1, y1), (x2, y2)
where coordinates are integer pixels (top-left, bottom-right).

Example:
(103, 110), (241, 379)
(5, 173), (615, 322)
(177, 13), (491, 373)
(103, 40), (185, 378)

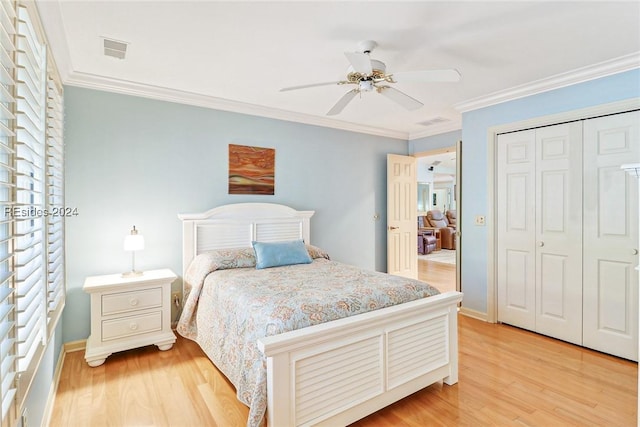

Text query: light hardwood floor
(49, 315), (637, 426)
(418, 256), (456, 293)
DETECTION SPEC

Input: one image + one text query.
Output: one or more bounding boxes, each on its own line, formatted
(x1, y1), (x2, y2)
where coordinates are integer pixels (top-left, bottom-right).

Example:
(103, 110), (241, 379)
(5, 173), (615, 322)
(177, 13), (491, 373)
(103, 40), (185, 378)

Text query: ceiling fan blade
(391, 69), (461, 83)
(280, 81), (344, 92)
(378, 86), (423, 111)
(327, 89), (359, 116)
(344, 51), (373, 75)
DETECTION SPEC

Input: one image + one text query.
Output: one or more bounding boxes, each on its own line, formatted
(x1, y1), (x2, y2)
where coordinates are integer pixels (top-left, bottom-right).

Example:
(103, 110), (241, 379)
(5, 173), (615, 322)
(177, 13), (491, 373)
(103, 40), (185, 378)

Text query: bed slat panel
(387, 315), (449, 389)
(255, 220), (303, 242)
(196, 223), (252, 254)
(294, 336), (383, 425)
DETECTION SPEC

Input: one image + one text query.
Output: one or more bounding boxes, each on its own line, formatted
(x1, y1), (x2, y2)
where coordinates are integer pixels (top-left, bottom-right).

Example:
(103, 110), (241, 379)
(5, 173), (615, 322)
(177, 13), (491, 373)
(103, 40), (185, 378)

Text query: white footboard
(258, 290), (463, 426)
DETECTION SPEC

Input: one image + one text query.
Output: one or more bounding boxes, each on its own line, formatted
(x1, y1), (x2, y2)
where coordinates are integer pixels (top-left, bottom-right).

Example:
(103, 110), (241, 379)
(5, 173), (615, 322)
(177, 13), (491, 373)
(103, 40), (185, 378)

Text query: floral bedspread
(176, 246), (440, 427)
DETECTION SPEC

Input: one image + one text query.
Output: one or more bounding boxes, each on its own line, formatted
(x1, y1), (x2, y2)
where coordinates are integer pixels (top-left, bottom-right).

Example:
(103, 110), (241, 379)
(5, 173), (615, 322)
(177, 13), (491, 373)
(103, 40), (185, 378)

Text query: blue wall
(62, 69), (640, 342)
(460, 69), (640, 314)
(409, 130), (462, 154)
(63, 86), (407, 343)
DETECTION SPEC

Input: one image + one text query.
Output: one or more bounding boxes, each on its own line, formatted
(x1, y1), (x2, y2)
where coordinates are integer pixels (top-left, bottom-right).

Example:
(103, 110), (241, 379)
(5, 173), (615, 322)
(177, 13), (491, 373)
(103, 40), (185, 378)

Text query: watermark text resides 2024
(4, 206), (79, 218)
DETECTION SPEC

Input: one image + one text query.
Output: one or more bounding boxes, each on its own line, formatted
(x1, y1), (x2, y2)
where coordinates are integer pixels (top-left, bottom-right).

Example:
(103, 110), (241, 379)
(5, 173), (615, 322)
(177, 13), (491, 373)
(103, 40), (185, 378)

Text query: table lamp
(122, 225), (144, 277)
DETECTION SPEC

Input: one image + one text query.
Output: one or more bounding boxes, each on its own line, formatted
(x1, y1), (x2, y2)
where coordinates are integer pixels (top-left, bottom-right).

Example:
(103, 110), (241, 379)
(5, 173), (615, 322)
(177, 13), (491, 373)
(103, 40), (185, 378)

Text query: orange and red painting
(228, 144), (275, 195)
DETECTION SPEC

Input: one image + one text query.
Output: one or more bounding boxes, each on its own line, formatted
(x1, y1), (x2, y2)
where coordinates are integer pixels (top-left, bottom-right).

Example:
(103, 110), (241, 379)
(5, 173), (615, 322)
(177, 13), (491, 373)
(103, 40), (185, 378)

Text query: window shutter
(0, 2), (63, 422)
(14, 4), (46, 373)
(0, 0), (17, 423)
(45, 64), (63, 331)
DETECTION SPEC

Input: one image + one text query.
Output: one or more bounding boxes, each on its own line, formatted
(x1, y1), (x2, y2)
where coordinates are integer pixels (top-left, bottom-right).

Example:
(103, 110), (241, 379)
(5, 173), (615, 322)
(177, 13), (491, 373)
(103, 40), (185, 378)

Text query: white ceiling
(418, 150), (456, 170)
(417, 150), (456, 182)
(37, 1), (640, 140)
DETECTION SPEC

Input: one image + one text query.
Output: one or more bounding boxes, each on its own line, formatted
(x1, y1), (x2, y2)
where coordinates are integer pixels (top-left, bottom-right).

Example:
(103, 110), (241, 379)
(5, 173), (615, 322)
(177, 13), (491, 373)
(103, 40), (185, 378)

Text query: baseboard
(64, 339), (87, 353)
(459, 307), (489, 322)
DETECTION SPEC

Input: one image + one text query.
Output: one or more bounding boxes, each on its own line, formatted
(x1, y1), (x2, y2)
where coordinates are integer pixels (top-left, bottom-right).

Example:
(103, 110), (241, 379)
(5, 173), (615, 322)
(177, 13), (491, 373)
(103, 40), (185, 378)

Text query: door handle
(389, 226), (398, 230)
(538, 241), (544, 247)
(632, 249), (638, 255)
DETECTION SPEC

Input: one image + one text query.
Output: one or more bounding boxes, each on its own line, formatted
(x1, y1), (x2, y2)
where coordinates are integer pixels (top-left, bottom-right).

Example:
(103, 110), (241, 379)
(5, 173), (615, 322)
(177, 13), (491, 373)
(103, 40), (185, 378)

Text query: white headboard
(178, 203), (314, 278)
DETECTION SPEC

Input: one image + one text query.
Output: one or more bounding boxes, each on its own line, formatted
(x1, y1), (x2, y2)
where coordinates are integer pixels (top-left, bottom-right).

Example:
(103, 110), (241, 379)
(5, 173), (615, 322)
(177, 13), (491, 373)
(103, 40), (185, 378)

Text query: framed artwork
(228, 144), (275, 195)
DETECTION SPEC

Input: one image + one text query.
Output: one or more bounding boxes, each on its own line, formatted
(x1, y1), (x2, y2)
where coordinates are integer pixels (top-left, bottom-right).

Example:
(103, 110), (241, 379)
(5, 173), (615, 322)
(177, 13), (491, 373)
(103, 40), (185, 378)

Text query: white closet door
(534, 123), (583, 345)
(497, 130), (536, 330)
(583, 111), (639, 361)
(497, 123), (583, 344)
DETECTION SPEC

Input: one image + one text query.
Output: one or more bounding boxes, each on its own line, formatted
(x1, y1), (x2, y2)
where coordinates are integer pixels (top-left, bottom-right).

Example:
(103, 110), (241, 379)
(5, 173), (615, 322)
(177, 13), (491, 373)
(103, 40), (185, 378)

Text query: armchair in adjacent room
(445, 210), (457, 229)
(417, 216), (436, 254)
(425, 209), (456, 250)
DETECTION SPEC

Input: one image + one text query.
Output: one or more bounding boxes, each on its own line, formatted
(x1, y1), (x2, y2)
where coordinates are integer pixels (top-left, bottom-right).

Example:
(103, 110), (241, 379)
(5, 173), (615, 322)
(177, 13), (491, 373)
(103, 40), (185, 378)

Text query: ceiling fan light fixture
(359, 80), (374, 92)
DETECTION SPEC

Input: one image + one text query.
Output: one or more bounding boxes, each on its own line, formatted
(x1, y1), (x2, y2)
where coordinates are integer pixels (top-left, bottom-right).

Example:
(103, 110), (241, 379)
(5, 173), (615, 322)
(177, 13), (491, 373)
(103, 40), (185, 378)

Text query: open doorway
(415, 146), (459, 294)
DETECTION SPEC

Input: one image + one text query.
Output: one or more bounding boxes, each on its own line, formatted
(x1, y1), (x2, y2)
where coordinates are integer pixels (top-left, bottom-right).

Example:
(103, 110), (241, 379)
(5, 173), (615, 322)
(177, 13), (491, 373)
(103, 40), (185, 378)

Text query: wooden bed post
(181, 219), (195, 280)
(265, 352), (292, 426)
(444, 304), (459, 385)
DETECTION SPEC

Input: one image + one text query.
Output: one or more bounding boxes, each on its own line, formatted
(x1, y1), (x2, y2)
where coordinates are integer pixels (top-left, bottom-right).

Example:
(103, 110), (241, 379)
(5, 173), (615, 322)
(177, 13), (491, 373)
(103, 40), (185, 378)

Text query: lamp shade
(123, 226), (144, 251)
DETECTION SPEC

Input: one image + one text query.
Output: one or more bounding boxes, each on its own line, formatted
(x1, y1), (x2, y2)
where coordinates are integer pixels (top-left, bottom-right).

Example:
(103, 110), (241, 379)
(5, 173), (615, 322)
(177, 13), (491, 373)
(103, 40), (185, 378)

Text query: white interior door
(583, 111), (639, 361)
(496, 130), (537, 330)
(534, 122), (583, 345)
(387, 154), (417, 279)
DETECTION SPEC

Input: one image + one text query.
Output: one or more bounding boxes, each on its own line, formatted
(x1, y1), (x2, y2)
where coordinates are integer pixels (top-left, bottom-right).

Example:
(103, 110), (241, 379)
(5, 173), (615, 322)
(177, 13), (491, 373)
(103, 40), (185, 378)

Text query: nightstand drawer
(102, 287), (162, 316)
(102, 312), (162, 341)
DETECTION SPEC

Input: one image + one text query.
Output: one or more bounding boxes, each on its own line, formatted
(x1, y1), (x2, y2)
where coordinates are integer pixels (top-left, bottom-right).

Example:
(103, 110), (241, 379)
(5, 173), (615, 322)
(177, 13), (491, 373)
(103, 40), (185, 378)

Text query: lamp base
(122, 270), (144, 278)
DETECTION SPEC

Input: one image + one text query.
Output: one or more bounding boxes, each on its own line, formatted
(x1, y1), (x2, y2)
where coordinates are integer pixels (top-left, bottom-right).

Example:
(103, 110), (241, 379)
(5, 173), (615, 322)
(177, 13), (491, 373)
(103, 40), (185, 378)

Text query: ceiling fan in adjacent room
(280, 40), (461, 116)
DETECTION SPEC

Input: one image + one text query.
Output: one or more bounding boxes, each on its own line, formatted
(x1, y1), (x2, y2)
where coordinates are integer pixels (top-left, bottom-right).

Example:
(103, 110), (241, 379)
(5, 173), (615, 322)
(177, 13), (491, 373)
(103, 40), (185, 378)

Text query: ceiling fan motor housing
(347, 59), (387, 82)
(357, 39), (378, 54)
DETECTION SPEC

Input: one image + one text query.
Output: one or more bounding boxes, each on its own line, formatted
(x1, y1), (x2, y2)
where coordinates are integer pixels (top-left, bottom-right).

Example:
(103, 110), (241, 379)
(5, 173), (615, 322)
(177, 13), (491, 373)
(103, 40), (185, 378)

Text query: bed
(176, 202), (463, 426)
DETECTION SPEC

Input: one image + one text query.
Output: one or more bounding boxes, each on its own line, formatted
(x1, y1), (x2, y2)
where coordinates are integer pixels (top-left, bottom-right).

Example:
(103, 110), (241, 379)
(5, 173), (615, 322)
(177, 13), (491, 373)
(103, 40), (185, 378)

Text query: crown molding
(38, 0), (409, 141)
(64, 71), (409, 140)
(408, 119), (462, 140)
(455, 52), (640, 113)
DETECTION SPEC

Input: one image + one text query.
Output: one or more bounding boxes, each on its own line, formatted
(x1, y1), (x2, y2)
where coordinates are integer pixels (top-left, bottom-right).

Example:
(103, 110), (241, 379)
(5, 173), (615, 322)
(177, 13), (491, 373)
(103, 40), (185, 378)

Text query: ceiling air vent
(103, 38), (128, 59)
(417, 116), (450, 127)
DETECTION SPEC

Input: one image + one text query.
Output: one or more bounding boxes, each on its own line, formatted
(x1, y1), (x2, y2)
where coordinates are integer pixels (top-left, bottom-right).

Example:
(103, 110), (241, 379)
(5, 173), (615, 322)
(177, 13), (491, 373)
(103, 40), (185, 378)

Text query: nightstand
(83, 268), (177, 367)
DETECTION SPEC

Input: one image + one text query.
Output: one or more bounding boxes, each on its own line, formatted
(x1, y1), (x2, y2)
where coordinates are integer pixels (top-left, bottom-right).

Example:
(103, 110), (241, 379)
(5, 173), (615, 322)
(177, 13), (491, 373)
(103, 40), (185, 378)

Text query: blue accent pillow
(252, 239), (313, 269)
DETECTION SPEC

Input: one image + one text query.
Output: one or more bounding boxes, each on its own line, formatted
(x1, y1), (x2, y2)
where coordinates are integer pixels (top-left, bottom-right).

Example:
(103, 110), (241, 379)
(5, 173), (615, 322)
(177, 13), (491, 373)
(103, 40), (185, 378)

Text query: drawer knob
(129, 298), (139, 306)
(129, 322), (138, 331)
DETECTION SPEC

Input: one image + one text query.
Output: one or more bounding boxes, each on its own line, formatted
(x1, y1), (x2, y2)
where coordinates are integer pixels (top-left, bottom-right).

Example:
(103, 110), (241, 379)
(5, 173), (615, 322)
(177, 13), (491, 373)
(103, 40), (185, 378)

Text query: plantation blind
(45, 63), (63, 332)
(14, 3), (46, 373)
(0, 0), (16, 424)
(0, 1), (64, 422)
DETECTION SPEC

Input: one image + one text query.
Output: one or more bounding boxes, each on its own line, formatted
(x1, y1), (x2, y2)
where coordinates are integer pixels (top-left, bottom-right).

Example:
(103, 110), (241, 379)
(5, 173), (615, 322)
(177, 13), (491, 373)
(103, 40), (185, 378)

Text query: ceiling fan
(280, 40), (461, 116)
